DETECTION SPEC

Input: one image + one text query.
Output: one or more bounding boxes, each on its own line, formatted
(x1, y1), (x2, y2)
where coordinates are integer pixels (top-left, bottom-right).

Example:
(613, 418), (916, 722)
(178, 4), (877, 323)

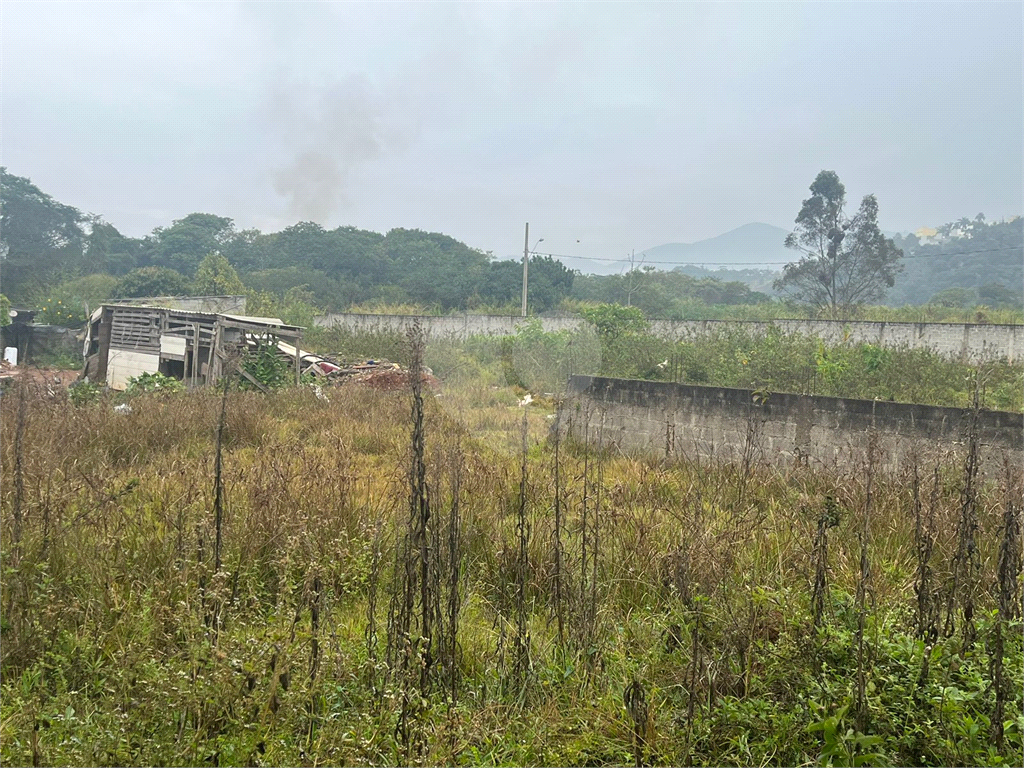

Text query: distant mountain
(642, 222), (792, 269)
(671, 264), (781, 295)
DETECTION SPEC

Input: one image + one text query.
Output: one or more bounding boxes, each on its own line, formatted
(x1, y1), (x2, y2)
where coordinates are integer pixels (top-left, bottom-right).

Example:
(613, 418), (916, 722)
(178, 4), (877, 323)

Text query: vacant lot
(1, 378), (1021, 767)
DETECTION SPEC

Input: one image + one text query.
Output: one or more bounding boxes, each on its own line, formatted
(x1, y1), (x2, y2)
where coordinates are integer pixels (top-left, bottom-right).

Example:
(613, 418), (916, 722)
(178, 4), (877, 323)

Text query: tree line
(888, 215), (1023, 307)
(0, 169), (578, 315)
(2, 167), (1019, 327)
(0, 168), (776, 323)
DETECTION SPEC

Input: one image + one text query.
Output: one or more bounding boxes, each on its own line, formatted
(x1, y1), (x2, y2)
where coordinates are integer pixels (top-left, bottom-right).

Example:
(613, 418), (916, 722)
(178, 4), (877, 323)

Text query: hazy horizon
(3, 1), (1020, 266)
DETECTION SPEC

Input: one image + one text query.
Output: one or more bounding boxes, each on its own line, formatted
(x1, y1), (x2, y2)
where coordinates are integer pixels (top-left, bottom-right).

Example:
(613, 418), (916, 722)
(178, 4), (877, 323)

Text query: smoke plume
(269, 74), (389, 223)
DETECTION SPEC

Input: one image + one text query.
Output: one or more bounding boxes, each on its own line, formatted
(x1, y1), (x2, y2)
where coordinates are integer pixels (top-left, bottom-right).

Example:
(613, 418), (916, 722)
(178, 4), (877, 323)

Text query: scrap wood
(237, 366), (270, 393)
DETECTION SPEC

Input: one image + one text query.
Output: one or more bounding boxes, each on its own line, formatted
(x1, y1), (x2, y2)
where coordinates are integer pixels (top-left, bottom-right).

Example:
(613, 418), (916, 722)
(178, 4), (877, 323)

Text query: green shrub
(68, 380), (102, 406)
(239, 340), (293, 390)
(35, 297), (86, 327)
(124, 372), (185, 396)
(33, 275), (117, 327)
(579, 303), (649, 339)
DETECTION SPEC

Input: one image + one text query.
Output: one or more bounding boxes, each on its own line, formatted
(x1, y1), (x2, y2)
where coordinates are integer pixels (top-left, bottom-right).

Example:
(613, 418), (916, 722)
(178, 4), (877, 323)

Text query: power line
(881, 244), (1020, 260)
(533, 251), (790, 266)
(530, 244), (1022, 269)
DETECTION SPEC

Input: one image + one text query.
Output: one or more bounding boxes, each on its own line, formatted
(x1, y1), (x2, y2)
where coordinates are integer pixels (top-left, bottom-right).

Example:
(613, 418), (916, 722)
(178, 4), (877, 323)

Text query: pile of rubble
(306, 357), (439, 392)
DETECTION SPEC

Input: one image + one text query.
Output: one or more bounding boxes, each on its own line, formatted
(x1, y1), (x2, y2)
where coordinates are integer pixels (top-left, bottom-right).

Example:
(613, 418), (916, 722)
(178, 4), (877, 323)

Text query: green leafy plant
(814, 340), (850, 391)
(239, 339), (292, 390)
(579, 303), (649, 340)
(68, 380), (102, 406)
(124, 371), (185, 396)
(192, 252), (246, 296)
(808, 704), (888, 766)
(35, 297), (86, 326)
(861, 344), (890, 373)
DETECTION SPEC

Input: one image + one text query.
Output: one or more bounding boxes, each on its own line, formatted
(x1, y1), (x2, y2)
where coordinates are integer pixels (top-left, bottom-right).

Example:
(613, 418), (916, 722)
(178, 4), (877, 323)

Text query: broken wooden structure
(82, 304), (307, 391)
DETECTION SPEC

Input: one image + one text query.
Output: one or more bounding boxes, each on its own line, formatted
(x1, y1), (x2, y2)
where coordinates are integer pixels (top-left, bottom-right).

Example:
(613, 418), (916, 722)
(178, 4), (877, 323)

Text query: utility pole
(521, 222), (529, 317)
(625, 249), (646, 307)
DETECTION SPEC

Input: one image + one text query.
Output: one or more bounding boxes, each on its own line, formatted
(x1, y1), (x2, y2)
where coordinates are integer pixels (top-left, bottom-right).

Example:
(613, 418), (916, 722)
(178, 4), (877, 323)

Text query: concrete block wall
(314, 313), (585, 338)
(315, 313), (1023, 362)
(561, 375), (1022, 474)
(645, 319), (1023, 362)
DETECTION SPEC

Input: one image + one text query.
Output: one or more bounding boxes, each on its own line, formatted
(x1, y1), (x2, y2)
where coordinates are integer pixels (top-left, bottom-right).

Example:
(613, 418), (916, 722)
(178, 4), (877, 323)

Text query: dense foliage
(572, 269), (770, 318)
(0, 170), (86, 299)
(0, 169), (575, 314)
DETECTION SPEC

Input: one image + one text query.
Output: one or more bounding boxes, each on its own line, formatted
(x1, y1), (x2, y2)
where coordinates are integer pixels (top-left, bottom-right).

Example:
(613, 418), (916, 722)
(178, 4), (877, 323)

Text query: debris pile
(306, 357), (439, 391)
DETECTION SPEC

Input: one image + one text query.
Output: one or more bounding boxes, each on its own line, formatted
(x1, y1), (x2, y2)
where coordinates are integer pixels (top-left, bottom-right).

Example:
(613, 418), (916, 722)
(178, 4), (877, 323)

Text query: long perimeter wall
(560, 375), (1022, 474)
(314, 313), (1023, 362)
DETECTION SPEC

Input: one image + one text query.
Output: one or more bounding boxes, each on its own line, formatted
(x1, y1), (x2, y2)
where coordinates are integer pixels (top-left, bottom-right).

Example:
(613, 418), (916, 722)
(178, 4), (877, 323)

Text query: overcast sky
(2, 0), (1021, 266)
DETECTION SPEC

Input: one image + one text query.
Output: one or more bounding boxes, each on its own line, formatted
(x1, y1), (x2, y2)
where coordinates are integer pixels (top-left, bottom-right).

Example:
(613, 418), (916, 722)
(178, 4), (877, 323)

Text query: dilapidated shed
(82, 304), (307, 390)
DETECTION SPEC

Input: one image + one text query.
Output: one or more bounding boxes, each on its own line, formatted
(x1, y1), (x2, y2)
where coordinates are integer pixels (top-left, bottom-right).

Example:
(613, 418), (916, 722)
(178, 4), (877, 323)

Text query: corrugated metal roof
(221, 313), (288, 326)
(99, 305), (303, 331)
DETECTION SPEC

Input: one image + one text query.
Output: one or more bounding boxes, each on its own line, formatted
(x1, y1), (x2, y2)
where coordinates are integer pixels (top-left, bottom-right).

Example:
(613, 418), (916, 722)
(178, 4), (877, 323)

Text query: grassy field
(309, 322), (1024, 413)
(1, 369), (1021, 767)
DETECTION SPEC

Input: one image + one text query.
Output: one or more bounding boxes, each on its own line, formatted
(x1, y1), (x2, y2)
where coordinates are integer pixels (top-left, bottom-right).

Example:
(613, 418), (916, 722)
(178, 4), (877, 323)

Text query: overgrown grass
(1, 379), (1021, 767)
(309, 323), (1024, 412)
(320, 300), (1024, 325)
(597, 326), (1024, 412)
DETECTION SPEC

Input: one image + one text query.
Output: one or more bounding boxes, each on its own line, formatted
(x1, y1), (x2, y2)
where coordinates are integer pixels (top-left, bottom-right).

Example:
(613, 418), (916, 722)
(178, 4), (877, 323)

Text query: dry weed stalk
(309, 572), (322, 681)
(737, 395), (765, 503)
(624, 677), (650, 767)
(443, 445), (463, 705)
(512, 410), (532, 688)
(589, 415), (604, 657)
(682, 605), (703, 768)
(854, 436), (877, 732)
(11, 380), (29, 559)
(387, 323), (434, 762)
(210, 375), (230, 637)
(580, 408), (591, 653)
(990, 461), (1022, 750)
(912, 462), (940, 641)
(552, 408), (566, 648)
(811, 494), (840, 627)
(365, 512), (385, 688)
(197, 523), (207, 628)
(945, 378), (982, 647)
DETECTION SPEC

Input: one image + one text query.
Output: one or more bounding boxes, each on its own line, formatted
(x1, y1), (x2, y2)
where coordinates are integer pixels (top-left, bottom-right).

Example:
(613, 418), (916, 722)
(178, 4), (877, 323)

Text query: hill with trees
(888, 215), (1023, 307)
(0, 168), (577, 318)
